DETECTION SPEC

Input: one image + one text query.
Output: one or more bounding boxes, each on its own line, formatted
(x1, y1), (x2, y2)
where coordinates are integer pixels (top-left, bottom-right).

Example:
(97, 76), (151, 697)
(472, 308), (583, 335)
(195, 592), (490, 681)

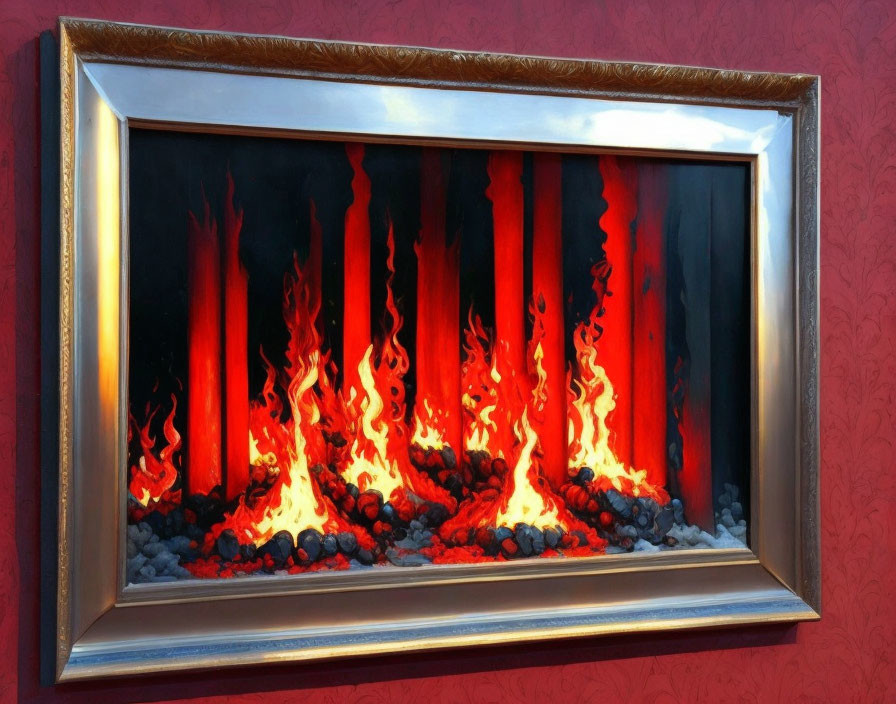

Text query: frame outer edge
(58, 17), (815, 106)
(56, 18), (76, 682)
(797, 77), (821, 614)
(39, 29), (62, 687)
(53, 17), (823, 679)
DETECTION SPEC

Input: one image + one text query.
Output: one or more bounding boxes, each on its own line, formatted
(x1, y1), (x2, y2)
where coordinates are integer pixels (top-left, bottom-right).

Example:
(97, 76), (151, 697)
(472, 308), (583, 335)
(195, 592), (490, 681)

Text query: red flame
(129, 394), (182, 506)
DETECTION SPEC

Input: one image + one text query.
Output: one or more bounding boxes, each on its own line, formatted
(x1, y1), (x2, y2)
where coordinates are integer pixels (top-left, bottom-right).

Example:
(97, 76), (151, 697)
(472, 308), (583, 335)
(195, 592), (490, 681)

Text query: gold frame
(55, 17), (820, 682)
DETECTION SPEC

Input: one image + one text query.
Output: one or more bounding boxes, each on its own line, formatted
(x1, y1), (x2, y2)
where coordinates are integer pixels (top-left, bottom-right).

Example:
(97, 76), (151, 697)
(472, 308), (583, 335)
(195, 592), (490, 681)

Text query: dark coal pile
(126, 467), (748, 584)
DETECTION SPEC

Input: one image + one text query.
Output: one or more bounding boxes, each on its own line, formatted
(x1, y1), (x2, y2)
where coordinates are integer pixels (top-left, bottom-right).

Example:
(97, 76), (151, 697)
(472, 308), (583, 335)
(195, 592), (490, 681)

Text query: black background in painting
(128, 129), (750, 514)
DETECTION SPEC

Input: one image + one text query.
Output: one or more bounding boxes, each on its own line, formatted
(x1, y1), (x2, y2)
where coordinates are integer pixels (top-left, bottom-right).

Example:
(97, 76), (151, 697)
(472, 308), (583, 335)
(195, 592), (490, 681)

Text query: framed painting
(50, 18), (819, 681)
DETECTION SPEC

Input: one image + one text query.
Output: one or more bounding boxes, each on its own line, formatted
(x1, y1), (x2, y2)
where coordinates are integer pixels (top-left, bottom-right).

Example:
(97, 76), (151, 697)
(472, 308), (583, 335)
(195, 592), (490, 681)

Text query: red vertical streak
(632, 163), (668, 487)
(486, 151), (525, 457)
(681, 402), (713, 530)
(343, 143), (371, 401)
(486, 151), (526, 375)
(598, 155), (637, 467)
(187, 201), (222, 495)
(531, 153), (567, 489)
(223, 174), (249, 500)
(416, 149), (462, 453)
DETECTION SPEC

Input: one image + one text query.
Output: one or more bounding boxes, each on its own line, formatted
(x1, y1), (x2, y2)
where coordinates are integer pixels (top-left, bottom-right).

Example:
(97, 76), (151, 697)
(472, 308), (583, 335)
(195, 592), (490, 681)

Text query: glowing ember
(128, 394), (182, 506)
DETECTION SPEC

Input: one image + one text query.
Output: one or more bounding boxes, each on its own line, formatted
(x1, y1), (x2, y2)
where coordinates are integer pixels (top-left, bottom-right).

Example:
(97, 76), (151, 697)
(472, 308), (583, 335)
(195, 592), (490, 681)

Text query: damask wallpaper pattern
(1, 1), (894, 702)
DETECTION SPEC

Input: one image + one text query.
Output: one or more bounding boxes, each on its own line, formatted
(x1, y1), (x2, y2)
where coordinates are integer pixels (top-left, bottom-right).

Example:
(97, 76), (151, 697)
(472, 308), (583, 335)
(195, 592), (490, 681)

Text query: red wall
(2, 1), (895, 701)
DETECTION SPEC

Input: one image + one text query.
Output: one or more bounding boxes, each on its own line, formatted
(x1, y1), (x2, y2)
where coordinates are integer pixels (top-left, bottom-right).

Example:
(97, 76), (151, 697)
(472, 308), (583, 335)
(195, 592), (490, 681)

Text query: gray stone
(530, 528), (545, 555)
(730, 501), (744, 521)
(721, 508), (736, 528)
(336, 531), (358, 555)
(617, 525), (638, 539)
(543, 527), (561, 549)
(355, 548), (375, 565)
(258, 530), (295, 567)
(137, 564), (156, 580)
(515, 525), (534, 556)
(633, 539), (661, 553)
(142, 540), (166, 558)
(322, 534), (339, 556)
(216, 529), (241, 561)
(126, 553), (148, 583)
(297, 529), (323, 562)
(386, 549), (431, 567)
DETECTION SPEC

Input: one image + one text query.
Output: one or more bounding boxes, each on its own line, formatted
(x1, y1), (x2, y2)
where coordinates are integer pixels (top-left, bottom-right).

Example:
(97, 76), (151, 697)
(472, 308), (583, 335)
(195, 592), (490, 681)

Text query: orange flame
(217, 254), (348, 547)
(342, 219), (410, 498)
(343, 344), (407, 498)
(567, 264), (667, 502)
(526, 294), (550, 425)
(443, 301), (603, 549)
(129, 394), (182, 505)
(341, 220), (454, 509)
(461, 310), (501, 456)
(494, 409), (562, 530)
(411, 399), (447, 450)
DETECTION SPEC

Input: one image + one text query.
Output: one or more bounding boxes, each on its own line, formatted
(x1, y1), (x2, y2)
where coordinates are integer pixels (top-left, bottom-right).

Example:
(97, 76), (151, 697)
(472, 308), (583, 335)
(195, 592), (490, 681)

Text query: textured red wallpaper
(2, 1), (895, 702)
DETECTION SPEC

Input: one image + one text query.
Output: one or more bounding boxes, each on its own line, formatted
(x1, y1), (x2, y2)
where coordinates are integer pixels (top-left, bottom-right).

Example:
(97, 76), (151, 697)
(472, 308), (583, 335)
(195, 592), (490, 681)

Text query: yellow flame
(251, 350), (328, 544)
(411, 399), (446, 449)
(249, 429), (277, 467)
(495, 409), (561, 530)
(531, 342), (547, 404)
(342, 345), (404, 498)
(463, 359), (501, 454)
(131, 460), (155, 506)
(568, 341), (649, 494)
(132, 456), (165, 506)
(249, 430), (261, 465)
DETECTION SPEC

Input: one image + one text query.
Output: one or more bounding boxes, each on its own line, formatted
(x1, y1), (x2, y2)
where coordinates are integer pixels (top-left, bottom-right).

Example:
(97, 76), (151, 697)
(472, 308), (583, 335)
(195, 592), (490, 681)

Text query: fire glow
(127, 145), (721, 581)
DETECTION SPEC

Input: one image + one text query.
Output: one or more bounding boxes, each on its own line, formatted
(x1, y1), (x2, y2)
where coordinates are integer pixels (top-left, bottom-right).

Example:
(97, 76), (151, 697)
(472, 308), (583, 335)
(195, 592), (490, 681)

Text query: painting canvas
(125, 130), (751, 584)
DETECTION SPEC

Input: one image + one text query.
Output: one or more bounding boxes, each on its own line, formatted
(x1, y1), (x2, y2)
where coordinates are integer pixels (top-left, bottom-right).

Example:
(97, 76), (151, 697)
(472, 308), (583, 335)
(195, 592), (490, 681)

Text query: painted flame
(342, 220), (412, 500)
(411, 398), (447, 450)
(129, 394), (182, 505)
(494, 409), (562, 530)
(342, 345), (406, 498)
(247, 340), (331, 542)
(566, 269), (661, 499)
(461, 310), (501, 456)
(568, 333), (648, 491)
(216, 254), (345, 547)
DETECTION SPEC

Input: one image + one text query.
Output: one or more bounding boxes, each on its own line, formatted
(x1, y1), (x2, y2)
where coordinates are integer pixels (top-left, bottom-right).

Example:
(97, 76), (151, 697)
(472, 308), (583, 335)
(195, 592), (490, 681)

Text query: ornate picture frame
(52, 18), (819, 681)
